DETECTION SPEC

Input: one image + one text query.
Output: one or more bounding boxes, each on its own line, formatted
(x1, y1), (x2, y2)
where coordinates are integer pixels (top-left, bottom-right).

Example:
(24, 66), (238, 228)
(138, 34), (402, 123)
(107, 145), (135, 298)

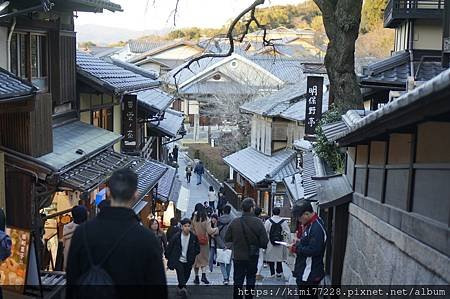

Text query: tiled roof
(149, 109), (184, 138)
(223, 147), (297, 184)
(315, 174), (353, 209)
(249, 56), (309, 84)
(181, 80), (262, 95)
(165, 54), (311, 87)
(0, 68), (37, 101)
(37, 121), (122, 172)
(284, 173), (304, 202)
(359, 51), (446, 88)
(131, 158), (168, 199)
(241, 82), (329, 122)
(301, 150), (318, 199)
(67, 0), (122, 12)
(322, 110), (372, 142)
(155, 166), (177, 201)
(59, 150), (134, 192)
(110, 58), (158, 80)
(135, 88), (174, 113)
(128, 40), (170, 54)
(337, 67), (450, 144)
(76, 51), (159, 94)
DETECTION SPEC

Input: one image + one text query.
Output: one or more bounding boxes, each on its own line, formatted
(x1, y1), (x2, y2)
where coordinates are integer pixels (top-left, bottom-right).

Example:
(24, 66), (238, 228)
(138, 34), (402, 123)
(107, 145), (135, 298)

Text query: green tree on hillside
(360, 0), (387, 33)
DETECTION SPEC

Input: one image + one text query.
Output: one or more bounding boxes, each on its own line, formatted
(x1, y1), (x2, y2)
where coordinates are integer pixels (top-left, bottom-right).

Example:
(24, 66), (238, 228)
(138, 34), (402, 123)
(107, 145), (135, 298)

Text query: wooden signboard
(0, 227), (31, 293)
(122, 94), (138, 153)
(304, 76), (324, 138)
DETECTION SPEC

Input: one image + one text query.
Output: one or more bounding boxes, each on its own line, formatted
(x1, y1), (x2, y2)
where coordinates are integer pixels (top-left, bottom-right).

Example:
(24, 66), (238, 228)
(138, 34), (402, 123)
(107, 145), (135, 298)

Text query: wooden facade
(0, 93), (52, 157)
(344, 120), (450, 256)
(50, 30), (77, 107)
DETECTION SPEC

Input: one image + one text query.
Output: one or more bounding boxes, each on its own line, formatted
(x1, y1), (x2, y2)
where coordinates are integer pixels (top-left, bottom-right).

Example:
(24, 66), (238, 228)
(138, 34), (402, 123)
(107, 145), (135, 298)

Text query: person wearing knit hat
(62, 205), (88, 270)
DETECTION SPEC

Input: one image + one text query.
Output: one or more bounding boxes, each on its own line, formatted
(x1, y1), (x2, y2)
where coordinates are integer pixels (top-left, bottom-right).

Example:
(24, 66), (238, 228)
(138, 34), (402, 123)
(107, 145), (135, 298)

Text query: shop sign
(274, 195), (284, 208)
(0, 227), (31, 293)
(304, 76), (324, 137)
(122, 94), (138, 153)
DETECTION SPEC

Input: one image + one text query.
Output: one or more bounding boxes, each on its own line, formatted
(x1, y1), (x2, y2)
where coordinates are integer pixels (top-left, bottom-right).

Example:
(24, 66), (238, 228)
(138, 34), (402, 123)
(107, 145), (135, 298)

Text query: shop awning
(154, 166), (177, 201)
(148, 109), (184, 138)
(37, 120), (122, 172)
(132, 200), (148, 214)
(59, 150), (168, 198)
(59, 150), (133, 192)
(131, 158), (168, 199)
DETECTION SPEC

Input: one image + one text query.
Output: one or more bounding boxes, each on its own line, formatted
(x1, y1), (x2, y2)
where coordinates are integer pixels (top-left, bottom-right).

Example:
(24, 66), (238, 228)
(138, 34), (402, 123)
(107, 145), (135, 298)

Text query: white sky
(75, 0), (302, 31)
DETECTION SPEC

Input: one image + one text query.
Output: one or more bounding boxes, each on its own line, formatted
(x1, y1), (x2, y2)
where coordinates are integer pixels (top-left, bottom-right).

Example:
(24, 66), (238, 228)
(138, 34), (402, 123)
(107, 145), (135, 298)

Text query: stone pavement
(166, 148), (297, 298)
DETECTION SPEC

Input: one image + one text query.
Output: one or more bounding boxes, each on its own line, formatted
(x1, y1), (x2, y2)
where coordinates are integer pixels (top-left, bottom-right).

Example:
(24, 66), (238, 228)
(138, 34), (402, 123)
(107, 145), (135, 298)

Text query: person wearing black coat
(66, 169), (167, 299)
(165, 218), (200, 297)
(166, 217), (181, 243)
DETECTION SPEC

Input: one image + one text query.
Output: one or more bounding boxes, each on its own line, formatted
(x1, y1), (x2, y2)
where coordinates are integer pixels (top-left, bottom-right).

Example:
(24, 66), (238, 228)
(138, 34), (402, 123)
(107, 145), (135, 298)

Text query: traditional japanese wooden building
(330, 68), (450, 284)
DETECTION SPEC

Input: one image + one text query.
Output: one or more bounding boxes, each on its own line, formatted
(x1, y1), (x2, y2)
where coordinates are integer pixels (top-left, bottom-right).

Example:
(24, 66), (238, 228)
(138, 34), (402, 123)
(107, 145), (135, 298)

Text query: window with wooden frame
(92, 108), (113, 131)
(10, 32), (48, 91)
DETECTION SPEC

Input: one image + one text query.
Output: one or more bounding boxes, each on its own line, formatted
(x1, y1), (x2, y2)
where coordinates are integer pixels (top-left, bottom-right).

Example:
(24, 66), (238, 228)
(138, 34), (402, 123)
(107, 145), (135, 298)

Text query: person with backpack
(165, 218), (200, 298)
(185, 163), (193, 183)
(66, 168), (167, 299)
(225, 198), (268, 299)
(264, 207), (291, 280)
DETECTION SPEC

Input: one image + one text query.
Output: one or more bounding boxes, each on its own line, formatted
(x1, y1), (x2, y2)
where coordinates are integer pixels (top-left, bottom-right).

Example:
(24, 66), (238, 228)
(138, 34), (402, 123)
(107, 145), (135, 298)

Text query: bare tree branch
(172, 0), (267, 91)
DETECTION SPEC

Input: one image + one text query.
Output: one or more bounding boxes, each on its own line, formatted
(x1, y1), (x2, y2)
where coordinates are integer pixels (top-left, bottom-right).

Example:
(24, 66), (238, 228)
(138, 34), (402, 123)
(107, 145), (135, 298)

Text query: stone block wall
(342, 203), (450, 285)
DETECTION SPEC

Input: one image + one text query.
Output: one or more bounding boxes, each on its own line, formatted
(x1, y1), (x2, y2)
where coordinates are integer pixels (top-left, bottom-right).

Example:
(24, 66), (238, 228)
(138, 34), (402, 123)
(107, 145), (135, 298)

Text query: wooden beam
(0, 151), (5, 211)
(364, 143), (371, 197)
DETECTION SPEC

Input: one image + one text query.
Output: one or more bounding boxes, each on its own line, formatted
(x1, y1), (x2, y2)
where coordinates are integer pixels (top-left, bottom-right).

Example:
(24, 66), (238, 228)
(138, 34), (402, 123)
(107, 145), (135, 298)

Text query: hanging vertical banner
(304, 76), (324, 137)
(122, 94), (138, 153)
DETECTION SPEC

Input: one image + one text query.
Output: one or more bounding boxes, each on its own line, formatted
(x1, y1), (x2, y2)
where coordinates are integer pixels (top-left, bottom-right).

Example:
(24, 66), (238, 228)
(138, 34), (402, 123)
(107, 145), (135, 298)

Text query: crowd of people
(55, 168), (327, 299)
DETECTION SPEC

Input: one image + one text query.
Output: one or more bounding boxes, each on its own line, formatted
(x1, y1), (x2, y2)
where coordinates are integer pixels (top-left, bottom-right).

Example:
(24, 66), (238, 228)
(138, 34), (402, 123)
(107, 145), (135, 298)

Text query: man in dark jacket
(66, 168), (167, 299)
(165, 218), (200, 298)
(290, 201), (326, 299)
(225, 198), (268, 299)
(193, 160), (205, 185)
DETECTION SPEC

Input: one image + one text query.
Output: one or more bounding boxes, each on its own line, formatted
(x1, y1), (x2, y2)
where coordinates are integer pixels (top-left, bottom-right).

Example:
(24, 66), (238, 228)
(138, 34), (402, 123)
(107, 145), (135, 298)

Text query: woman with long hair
(191, 204), (218, 284)
(149, 218), (167, 256)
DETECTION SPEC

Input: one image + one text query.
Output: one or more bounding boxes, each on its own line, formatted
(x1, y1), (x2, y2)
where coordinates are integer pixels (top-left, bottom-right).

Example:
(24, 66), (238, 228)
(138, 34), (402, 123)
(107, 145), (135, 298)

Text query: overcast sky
(75, 0), (302, 31)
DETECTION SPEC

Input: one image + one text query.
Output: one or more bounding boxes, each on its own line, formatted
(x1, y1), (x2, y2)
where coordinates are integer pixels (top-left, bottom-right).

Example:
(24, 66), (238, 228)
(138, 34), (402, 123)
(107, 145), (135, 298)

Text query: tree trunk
(314, 0), (364, 112)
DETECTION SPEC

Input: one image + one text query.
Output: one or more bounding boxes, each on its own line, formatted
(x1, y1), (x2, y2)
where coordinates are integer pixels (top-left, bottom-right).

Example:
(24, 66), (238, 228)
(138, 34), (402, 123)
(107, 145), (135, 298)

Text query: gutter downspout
(6, 16), (16, 71)
(408, 20), (415, 80)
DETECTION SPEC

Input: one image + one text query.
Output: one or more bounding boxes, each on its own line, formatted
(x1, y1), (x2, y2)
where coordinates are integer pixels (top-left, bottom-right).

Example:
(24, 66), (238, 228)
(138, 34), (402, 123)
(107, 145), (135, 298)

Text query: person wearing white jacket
(264, 207), (291, 279)
(207, 186), (218, 212)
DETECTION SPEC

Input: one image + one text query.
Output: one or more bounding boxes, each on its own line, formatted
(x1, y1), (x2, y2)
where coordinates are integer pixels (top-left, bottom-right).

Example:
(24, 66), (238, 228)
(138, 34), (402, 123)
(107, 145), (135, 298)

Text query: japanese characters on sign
(304, 76), (324, 137)
(122, 94), (138, 153)
(0, 227), (31, 293)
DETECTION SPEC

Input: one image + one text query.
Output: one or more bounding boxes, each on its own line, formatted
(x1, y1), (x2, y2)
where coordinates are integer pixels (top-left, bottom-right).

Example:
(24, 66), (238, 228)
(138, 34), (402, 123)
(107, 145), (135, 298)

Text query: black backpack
(269, 219), (286, 246)
(75, 223), (137, 299)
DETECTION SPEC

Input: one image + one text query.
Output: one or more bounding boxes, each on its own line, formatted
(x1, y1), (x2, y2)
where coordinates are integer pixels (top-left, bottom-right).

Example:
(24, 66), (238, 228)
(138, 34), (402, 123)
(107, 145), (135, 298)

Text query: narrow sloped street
(166, 147), (296, 298)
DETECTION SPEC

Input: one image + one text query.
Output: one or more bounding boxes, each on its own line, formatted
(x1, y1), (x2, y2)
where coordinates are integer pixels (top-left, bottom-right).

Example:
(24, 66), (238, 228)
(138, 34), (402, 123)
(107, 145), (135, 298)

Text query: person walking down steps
(191, 203), (218, 284)
(185, 163), (193, 184)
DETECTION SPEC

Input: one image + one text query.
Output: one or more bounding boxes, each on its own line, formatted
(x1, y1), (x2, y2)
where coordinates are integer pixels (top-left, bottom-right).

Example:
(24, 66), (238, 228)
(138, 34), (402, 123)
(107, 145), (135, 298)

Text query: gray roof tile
(223, 147), (297, 184)
(156, 166), (177, 200)
(131, 158), (168, 199)
(37, 121), (121, 171)
(0, 68), (37, 101)
(359, 51), (446, 88)
(337, 68), (450, 142)
(149, 109), (184, 138)
(77, 51), (159, 94)
(135, 88), (174, 113)
(241, 82), (329, 122)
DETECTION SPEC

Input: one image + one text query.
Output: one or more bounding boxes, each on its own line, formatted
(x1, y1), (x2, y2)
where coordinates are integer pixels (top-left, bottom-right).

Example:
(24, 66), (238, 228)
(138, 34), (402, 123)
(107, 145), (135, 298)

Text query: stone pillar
(194, 114), (200, 141)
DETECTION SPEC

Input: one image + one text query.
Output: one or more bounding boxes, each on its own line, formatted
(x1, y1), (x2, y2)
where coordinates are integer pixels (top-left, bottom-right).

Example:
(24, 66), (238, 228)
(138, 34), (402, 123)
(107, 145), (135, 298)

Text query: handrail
(385, 0), (444, 25)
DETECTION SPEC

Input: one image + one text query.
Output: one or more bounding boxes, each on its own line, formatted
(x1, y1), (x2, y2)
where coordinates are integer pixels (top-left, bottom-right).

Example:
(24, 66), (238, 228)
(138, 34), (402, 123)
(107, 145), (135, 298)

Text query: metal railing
(384, 0), (444, 26)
